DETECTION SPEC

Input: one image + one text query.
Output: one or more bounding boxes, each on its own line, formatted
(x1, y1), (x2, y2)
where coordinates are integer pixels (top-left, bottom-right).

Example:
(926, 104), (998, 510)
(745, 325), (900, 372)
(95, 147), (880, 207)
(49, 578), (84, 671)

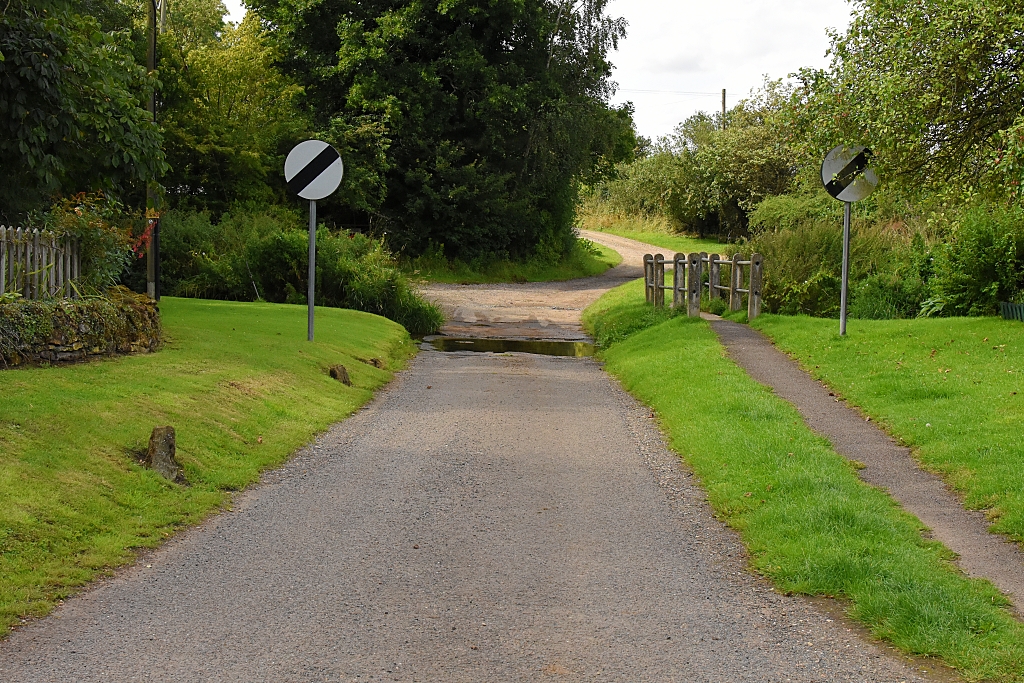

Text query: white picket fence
(0, 226), (81, 300)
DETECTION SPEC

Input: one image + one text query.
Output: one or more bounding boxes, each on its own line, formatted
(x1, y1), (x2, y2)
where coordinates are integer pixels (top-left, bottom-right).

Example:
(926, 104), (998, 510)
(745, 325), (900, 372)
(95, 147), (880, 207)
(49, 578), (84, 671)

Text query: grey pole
(308, 199), (316, 341)
(840, 200), (851, 336)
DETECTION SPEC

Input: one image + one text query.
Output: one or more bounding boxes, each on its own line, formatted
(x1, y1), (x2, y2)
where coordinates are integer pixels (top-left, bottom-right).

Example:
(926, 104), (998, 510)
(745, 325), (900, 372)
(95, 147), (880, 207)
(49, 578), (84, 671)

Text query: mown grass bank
(0, 298), (415, 633)
(752, 315), (1024, 544)
(580, 213), (725, 255)
(583, 280), (1024, 682)
(404, 242), (621, 284)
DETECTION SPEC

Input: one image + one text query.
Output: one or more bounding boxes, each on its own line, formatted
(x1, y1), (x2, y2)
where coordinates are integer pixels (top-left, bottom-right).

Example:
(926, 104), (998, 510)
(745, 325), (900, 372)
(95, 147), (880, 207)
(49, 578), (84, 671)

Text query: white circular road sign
(285, 140), (344, 200)
(821, 144), (878, 203)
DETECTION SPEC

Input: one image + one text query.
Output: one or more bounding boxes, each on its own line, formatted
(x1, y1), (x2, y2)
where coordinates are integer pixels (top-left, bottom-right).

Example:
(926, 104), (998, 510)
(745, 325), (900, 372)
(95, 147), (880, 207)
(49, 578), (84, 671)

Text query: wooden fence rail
(644, 251), (763, 320)
(1, 226), (81, 300)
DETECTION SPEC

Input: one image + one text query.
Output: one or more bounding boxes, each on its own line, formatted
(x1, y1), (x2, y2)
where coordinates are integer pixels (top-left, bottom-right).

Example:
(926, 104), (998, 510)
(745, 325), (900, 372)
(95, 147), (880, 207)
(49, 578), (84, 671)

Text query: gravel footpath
(0, 348), (937, 682)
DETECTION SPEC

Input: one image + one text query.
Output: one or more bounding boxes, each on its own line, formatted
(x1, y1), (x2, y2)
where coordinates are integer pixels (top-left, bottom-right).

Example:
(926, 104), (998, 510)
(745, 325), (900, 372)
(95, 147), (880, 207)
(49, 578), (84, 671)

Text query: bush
(926, 202), (1024, 316)
(0, 287), (160, 367)
(35, 193), (143, 293)
(746, 218), (924, 317)
(157, 207), (444, 335)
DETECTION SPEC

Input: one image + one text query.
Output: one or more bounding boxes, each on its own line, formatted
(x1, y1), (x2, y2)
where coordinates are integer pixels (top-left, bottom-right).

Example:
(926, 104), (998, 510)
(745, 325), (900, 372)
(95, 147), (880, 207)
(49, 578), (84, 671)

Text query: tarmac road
(0, 348), (935, 682)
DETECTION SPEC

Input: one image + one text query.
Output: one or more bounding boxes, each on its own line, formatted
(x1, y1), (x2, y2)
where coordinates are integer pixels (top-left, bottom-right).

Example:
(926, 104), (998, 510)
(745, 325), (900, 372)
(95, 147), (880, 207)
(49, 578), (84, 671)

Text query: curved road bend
(0, 233), (938, 682)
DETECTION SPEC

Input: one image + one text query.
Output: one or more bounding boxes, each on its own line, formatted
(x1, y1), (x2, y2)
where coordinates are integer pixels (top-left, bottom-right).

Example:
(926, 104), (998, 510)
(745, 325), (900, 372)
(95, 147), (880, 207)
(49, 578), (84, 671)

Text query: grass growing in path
(0, 298), (415, 633)
(405, 242), (620, 284)
(584, 282), (1024, 682)
(580, 213), (725, 255)
(752, 314), (1024, 544)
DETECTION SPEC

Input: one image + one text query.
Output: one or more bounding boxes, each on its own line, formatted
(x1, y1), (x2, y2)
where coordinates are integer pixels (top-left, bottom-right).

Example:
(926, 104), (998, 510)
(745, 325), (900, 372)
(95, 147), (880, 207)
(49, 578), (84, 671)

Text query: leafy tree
(0, 0), (165, 221)
(252, 0), (634, 259)
(789, 0), (1024, 197)
(157, 6), (309, 211)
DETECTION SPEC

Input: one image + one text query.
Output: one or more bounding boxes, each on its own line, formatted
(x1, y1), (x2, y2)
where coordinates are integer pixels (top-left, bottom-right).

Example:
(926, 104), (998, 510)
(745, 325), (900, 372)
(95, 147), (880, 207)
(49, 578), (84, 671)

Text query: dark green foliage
(927, 203), (1024, 316)
(0, 288), (160, 367)
(746, 218), (925, 318)
(0, 0), (164, 221)
(157, 208), (443, 334)
(251, 0), (633, 260)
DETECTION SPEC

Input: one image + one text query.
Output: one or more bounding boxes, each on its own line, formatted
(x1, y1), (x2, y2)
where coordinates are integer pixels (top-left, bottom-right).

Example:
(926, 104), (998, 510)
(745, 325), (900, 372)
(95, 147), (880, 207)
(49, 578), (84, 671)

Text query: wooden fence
(1, 226), (81, 300)
(643, 252), (763, 320)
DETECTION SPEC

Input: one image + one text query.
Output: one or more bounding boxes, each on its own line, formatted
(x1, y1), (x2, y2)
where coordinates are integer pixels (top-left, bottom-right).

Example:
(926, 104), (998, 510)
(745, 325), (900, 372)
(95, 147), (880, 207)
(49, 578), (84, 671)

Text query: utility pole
(721, 89), (726, 130)
(146, 0), (160, 300)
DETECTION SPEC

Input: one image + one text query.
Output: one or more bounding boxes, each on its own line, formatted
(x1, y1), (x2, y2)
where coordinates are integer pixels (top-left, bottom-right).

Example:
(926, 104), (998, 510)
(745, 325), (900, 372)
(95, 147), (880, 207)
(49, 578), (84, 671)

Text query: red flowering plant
(35, 192), (141, 293)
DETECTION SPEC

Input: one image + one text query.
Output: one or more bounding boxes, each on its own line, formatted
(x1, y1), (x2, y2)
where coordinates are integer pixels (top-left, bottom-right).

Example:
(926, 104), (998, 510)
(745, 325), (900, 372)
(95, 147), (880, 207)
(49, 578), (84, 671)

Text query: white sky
(221, 0), (853, 141)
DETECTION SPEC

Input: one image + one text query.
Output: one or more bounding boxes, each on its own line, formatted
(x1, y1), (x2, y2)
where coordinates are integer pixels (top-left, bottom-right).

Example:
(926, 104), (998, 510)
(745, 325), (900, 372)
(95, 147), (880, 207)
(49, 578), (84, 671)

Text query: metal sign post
(284, 140), (344, 341)
(821, 144), (878, 336)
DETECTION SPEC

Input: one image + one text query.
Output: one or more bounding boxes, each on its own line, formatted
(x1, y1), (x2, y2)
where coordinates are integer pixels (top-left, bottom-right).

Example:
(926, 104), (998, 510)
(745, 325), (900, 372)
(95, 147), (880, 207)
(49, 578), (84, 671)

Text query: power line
(617, 88), (735, 96)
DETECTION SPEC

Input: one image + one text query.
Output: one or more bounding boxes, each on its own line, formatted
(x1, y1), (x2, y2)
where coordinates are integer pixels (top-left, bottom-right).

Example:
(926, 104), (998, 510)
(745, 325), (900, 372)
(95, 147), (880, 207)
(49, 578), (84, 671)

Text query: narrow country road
(0, 232), (937, 682)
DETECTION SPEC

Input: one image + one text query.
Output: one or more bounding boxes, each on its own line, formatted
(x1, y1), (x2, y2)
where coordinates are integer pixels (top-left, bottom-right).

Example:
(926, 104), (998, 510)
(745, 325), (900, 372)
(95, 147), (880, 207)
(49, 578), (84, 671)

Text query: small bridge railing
(643, 252), (763, 320)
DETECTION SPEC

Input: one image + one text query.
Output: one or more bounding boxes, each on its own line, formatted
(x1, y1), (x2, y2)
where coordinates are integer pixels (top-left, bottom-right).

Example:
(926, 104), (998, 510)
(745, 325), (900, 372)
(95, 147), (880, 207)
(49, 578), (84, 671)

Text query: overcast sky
(222, 0), (853, 141)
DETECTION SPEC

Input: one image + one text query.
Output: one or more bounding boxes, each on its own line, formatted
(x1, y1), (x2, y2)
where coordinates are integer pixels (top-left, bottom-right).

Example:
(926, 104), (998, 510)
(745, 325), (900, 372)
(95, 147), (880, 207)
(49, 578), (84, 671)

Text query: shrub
(926, 202), (1024, 316)
(35, 193), (143, 293)
(747, 218), (922, 317)
(156, 207), (444, 335)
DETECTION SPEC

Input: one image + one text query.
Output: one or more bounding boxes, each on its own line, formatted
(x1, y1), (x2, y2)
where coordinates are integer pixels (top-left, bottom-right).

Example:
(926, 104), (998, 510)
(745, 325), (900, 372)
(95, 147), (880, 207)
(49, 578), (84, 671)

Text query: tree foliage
(157, 4), (308, 212)
(252, 0), (635, 259)
(789, 0), (1024, 197)
(0, 0), (165, 221)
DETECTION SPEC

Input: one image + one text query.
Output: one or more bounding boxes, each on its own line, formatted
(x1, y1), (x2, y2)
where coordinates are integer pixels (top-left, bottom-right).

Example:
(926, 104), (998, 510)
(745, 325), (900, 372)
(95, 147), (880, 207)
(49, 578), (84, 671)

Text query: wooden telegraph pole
(721, 89), (726, 130)
(146, 0), (162, 300)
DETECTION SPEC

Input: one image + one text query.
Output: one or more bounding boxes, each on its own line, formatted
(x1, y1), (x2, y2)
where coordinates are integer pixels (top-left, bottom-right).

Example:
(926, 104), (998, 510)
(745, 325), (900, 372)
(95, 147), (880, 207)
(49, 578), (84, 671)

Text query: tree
(251, 0), (633, 259)
(157, 6), (308, 212)
(0, 0), (165, 221)
(790, 0), (1024, 197)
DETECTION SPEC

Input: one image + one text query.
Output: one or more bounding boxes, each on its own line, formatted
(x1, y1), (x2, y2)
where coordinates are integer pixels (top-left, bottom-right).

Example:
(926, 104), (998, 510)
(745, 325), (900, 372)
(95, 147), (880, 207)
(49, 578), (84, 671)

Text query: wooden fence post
(708, 253), (721, 301)
(748, 253), (763, 320)
(653, 254), (665, 308)
(32, 228), (40, 300)
(672, 252), (685, 308)
(729, 252), (743, 312)
(0, 226), (6, 295)
(643, 254), (653, 303)
(687, 252), (702, 317)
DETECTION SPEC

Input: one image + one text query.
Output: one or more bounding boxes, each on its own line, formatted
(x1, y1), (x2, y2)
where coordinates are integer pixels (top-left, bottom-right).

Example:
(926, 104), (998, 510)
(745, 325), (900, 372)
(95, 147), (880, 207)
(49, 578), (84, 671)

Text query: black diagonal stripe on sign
(288, 145), (340, 196)
(824, 150), (870, 197)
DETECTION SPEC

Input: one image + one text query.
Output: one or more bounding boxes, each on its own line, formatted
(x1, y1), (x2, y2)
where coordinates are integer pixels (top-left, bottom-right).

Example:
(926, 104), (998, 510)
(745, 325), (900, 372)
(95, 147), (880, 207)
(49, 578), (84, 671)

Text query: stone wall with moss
(0, 288), (160, 367)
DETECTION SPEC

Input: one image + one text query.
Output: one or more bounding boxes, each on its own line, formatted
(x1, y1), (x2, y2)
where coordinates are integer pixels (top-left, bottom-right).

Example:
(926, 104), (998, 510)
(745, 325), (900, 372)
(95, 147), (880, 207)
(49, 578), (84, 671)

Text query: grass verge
(404, 241), (620, 284)
(584, 279), (1024, 682)
(0, 297), (415, 633)
(579, 212), (725, 255)
(751, 314), (1024, 544)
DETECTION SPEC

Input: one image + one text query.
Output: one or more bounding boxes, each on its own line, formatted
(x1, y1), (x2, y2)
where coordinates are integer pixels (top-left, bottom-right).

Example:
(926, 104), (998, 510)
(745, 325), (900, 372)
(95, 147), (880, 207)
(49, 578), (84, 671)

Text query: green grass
(580, 213), (725, 255)
(404, 242), (621, 284)
(752, 314), (1024, 544)
(0, 297), (415, 632)
(583, 281), (1024, 682)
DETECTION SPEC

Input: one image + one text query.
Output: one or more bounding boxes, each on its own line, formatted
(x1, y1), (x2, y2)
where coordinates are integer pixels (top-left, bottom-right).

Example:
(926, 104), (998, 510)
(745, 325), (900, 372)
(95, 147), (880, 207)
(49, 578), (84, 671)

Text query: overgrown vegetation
(142, 207), (444, 335)
(584, 0), (1024, 319)
(0, 297), (414, 632)
(583, 279), (1024, 682)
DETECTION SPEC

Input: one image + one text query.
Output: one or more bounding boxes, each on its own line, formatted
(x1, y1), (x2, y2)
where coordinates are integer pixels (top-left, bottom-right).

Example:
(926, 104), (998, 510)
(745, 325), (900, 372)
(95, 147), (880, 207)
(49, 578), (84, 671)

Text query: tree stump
(146, 426), (183, 482)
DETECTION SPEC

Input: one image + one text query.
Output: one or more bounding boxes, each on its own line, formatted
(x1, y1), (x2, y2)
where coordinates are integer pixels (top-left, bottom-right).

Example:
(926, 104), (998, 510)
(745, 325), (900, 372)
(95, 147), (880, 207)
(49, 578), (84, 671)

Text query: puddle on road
(428, 337), (596, 357)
